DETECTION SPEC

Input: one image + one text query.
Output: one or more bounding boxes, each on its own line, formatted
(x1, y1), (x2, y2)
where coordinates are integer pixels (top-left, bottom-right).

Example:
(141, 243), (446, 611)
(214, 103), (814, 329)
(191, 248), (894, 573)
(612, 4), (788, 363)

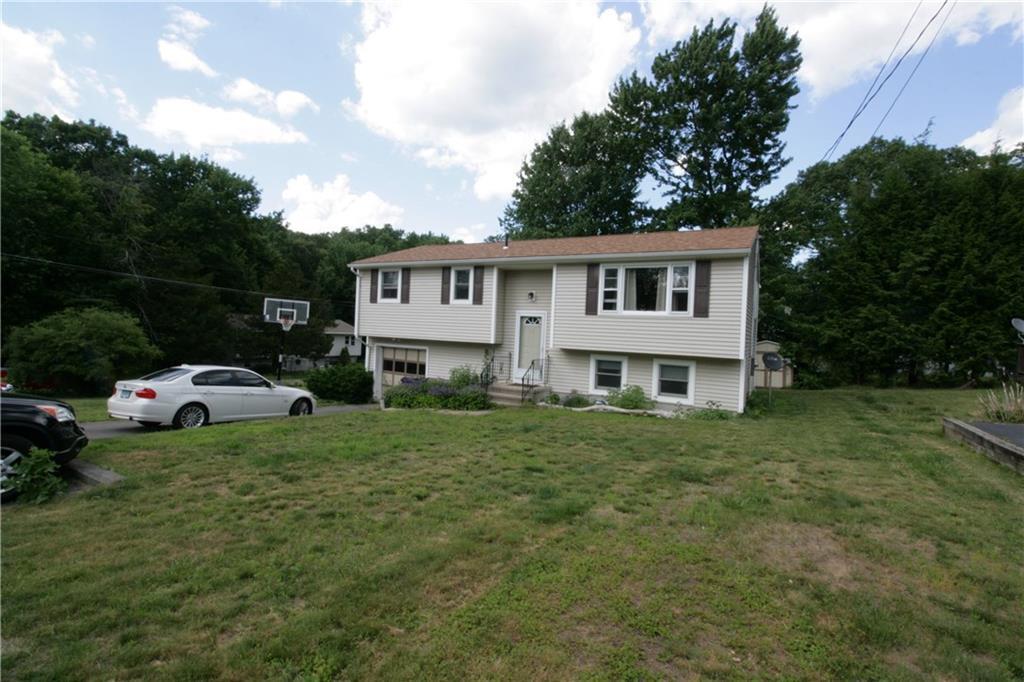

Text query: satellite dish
(763, 352), (784, 371)
(1013, 318), (1024, 333)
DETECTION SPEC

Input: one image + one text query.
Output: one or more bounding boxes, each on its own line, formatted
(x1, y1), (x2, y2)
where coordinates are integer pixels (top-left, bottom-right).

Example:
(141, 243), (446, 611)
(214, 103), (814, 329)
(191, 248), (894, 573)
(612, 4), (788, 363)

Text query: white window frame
(450, 266), (474, 304)
(600, 265), (619, 312)
(651, 358), (696, 406)
(597, 261), (695, 317)
(379, 268), (401, 302)
(589, 354), (628, 395)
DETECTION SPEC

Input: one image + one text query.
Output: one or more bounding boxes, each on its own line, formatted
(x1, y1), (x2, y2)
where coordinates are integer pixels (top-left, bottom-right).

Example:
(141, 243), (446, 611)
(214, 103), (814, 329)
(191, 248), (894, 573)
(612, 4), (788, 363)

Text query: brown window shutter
(400, 267), (411, 303)
(369, 269), (378, 304)
(441, 266), (451, 305)
(694, 260), (711, 318)
(472, 266), (484, 305)
(585, 263), (599, 315)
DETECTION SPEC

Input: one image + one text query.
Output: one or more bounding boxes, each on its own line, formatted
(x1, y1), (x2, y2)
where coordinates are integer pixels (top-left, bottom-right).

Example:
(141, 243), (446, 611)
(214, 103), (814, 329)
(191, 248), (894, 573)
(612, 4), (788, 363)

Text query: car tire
(289, 399), (312, 416)
(172, 403), (208, 429)
(1, 434), (34, 503)
(138, 421), (162, 429)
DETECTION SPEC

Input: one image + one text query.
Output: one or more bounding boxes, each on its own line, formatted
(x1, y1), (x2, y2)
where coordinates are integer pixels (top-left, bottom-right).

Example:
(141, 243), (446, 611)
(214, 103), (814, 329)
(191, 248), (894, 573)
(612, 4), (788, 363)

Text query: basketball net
(279, 313), (296, 332)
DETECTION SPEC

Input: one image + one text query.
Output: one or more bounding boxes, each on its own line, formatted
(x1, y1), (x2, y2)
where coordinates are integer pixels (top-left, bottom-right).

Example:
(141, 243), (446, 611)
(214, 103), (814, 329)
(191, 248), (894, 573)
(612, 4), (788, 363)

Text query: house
(324, 319), (363, 359)
(281, 319), (362, 372)
(754, 340), (793, 388)
(349, 226), (759, 412)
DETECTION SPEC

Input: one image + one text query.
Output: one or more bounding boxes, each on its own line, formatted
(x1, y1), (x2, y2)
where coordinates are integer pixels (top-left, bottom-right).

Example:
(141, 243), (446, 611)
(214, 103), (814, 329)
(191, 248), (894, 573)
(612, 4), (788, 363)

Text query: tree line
(1, 112), (447, 387)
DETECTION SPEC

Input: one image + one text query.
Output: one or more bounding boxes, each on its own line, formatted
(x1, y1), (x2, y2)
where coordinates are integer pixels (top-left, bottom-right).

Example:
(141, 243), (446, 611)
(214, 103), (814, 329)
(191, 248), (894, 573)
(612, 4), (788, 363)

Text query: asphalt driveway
(81, 403), (378, 441)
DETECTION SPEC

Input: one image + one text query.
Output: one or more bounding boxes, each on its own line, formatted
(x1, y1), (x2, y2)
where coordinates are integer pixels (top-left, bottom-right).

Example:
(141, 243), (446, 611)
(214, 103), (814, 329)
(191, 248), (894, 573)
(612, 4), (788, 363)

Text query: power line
(0, 252), (351, 308)
(834, 0), (923, 151)
(822, 0), (948, 161)
(870, 1), (957, 139)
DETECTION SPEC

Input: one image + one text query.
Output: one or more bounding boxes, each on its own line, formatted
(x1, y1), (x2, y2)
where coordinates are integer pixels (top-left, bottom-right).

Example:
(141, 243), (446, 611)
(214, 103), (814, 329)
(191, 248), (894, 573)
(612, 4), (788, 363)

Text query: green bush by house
(305, 364), (373, 403)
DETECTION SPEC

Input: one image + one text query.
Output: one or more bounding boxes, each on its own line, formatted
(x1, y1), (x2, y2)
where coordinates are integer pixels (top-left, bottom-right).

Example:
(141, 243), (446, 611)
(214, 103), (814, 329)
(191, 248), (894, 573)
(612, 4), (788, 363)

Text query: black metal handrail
(482, 352), (511, 388)
(521, 358), (543, 403)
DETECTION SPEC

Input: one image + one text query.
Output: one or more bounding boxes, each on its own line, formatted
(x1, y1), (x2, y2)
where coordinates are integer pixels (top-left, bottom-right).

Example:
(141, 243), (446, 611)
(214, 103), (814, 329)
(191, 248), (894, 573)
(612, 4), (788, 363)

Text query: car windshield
(138, 367), (191, 382)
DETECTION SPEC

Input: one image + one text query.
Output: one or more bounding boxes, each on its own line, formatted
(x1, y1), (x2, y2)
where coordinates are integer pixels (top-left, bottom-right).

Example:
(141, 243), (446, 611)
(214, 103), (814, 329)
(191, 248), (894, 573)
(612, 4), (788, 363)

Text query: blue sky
(3, 1), (1021, 242)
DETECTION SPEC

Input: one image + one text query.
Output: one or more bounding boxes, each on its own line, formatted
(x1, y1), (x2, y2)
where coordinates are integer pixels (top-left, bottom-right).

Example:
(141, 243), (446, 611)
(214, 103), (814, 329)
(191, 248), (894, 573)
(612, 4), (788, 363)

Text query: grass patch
(2, 389), (1022, 679)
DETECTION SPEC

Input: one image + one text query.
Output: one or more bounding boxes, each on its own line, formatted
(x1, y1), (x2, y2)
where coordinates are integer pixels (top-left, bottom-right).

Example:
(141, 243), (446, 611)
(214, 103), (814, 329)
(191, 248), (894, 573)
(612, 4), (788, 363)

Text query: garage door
(381, 347), (427, 386)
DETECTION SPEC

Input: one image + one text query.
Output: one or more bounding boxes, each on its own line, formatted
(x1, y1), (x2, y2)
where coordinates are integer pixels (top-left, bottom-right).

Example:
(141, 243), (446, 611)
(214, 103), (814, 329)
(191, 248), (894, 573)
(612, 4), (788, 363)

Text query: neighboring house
(324, 320), (363, 359)
(349, 227), (760, 412)
(282, 319), (363, 372)
(754, 340), (793, 388)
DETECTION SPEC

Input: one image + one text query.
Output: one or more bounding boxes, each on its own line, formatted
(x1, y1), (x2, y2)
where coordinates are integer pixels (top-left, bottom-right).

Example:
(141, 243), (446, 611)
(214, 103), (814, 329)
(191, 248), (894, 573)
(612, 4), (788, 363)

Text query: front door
(513, 311), (545, 382)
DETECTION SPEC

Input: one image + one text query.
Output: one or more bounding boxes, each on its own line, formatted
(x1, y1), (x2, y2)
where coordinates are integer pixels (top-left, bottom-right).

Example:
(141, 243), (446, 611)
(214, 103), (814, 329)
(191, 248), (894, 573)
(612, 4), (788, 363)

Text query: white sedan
(107, 365), (316, 429)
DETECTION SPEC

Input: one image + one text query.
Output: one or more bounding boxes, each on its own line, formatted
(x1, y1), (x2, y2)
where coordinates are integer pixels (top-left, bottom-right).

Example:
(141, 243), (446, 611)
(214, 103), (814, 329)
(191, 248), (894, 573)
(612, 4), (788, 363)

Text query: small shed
(754, 340), (793, 388)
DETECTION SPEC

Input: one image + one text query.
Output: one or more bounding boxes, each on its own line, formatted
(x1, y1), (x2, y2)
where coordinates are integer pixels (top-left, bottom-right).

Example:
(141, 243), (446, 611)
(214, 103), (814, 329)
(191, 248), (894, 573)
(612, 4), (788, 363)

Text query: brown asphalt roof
(350, 226), (758, 266)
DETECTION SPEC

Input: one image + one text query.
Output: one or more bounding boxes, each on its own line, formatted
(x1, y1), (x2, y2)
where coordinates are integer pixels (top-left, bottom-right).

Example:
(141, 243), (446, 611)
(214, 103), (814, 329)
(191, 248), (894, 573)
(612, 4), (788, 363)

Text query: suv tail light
(135, 388), (157, 399)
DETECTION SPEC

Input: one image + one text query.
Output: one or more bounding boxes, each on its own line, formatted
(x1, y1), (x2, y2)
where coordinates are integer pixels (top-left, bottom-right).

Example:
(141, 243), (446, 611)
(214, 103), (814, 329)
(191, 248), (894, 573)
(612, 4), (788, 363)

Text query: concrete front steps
(488, 382), (545, 407)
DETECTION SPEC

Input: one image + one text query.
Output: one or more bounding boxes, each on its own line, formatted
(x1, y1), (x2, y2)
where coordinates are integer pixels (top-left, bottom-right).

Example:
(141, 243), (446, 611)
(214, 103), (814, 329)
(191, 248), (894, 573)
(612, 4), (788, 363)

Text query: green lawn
(65, 396), (112, 422)
(3, 389), (1022, 680)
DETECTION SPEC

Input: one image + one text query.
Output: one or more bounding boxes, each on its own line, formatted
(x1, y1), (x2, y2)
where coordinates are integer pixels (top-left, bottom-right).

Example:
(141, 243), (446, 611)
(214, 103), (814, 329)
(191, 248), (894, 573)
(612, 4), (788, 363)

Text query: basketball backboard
(263, 298), (310, 327)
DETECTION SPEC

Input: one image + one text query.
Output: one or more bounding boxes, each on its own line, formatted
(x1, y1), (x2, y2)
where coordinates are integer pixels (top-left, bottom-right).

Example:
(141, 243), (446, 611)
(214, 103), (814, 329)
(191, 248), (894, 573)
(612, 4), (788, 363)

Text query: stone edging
(537, 402), (680, 418)
(942, 417), (1024, 475)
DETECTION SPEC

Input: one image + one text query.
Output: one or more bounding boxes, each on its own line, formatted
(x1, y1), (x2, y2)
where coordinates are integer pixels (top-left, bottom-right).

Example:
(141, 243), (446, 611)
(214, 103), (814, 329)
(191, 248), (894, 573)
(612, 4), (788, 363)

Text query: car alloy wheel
(1, 446), (25, 498)
(291, 399), (311, 416)
(178, 405), (206, 429)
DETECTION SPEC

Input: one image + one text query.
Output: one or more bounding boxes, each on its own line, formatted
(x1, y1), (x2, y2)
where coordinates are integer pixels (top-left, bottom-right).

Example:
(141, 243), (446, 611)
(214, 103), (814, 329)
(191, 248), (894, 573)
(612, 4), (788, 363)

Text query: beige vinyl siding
(358, 267), (495, 344)
(547, 349), (743, 412)
(493, 270), (553, 364)
(553, 258), (746, 359)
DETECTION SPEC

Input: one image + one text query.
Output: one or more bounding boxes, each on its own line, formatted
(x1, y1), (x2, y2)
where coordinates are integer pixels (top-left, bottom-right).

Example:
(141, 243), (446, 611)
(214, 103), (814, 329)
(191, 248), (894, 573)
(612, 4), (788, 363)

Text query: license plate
(120, 389), (132, 399)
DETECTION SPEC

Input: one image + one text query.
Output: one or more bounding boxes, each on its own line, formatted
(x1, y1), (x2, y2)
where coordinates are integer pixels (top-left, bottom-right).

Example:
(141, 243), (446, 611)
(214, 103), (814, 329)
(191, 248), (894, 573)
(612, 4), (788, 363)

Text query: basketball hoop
(279, 311), (296, 332)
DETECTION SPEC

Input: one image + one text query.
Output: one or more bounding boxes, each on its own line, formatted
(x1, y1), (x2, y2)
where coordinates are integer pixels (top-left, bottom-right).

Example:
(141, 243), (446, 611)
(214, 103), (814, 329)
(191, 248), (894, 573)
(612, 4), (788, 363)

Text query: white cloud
(223, 78), (319, 118)
(210, 147), (245, 163)
(142, 97), (308, 149)
(165, 5), (211, 42)
(449, 223), (491, 243)
(275, 90), (319, 117)
(281, 174), (405, 233)
(111, 87), (139, 122)
(158, 38), (217, 77)
(346, 1), (640, 200)
(640, 1), (1023, 101)
(1, 23), (78, 119)
(961, 87), (1024, 153)
(339, 151), (359, 163)
(78, 33), (96, 48)
(158, 6), (216, 77)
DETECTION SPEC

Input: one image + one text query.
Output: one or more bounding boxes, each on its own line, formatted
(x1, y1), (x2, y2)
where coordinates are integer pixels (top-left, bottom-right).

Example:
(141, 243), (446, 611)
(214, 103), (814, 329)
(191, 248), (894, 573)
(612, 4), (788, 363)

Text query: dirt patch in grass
(751, 522), (906, 592)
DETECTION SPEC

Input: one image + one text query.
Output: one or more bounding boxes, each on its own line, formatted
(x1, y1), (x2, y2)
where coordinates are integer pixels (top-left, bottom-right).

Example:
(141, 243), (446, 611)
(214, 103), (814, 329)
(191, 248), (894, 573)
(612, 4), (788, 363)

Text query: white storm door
(513, 311), (545, 382)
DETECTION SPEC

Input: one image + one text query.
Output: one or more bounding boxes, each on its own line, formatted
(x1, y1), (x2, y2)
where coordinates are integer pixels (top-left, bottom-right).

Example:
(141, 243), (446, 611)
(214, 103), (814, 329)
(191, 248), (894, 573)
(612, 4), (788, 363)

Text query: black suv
(1, 394), (88, 501)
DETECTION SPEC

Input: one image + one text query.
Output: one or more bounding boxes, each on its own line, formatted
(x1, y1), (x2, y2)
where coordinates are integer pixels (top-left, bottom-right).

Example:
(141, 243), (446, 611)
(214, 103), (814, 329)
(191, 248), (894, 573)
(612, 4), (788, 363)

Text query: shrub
(7, 307), (161, 395)
(448, 365), (481, 389)
(305, 363), (373, 403)
(337, 347), (351, 365)
(979, 383), (1024, 423)
(563, 391), (592, 408)
(686, 401), (732, 421)
(607, 385), (655, 410)
(384, 379), (491, 410)
(11, 450), (68, 504)
(546, 393), (561, 405)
